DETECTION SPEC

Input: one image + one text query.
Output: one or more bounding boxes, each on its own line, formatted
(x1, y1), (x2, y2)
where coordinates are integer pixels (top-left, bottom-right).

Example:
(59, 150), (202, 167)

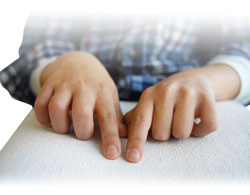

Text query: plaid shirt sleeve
(0, 13), (77, 106)
(1, 15), (250, 106)
(118, 18), (250, 105)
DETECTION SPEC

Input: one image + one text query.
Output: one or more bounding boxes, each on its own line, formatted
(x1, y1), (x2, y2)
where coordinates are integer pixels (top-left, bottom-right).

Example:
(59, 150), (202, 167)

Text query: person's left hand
(123, 67), (220, 163)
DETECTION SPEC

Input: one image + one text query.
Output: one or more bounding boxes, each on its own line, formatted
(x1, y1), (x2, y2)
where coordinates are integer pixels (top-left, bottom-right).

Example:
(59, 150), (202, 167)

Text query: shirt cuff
(206, 55), (250, 105)
(29, 56), (58, 96)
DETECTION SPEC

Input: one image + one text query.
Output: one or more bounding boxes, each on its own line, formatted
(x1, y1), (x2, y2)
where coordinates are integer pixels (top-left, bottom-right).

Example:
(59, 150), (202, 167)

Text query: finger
(124, 107), (135, 126)
(151, 96), (174, 141)
(192, 96), (218, 137)
(72, 90), (95, 140)
(95, 93), (121, 160)
(126, 90), (154, 163)
(172, 94), (196, 139)
(113, 91), (128, 138)
(48, 87), (72, 133)
(34, 84), (54, 125)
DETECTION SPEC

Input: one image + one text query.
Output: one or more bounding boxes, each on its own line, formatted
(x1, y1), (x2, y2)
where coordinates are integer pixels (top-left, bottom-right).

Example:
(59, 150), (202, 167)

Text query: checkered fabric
(1, 14), (250, 106)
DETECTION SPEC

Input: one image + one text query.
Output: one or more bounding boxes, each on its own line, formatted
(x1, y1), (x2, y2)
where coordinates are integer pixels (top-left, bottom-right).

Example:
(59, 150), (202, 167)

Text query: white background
(0, 2), (32, 151)
(0, 0), (250, 193)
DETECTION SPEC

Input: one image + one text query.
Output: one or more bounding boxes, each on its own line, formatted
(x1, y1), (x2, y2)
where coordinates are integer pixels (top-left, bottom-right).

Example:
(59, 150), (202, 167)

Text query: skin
(35, 51), (241, 163)
(35, 51), (127, 160)
(124, 63), (241, 162)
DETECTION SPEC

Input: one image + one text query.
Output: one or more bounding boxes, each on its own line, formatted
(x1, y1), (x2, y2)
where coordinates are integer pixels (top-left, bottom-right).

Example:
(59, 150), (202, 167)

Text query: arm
(124, 18), (250, 163)
(0, 13), (127, 161)
(124, 64), (239, 162)
(0, 13), (76, 106)
(36, 51), (127, 160)
(207, 55), (250, 105)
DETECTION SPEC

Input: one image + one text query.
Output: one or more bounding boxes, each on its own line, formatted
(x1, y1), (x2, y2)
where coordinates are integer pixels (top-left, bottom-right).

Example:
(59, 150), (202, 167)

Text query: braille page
(0, 101), (250, 183)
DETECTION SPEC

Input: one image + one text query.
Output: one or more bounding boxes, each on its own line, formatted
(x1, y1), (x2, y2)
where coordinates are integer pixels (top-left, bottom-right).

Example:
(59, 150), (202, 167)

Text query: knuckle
(73, 118), (94, 140)
(43, 81), (53, 88)
(51, 120), (70, 134)
(99, 112), (116, 124)
(98, 82), (105, 91)
(74, 107), (92, 120)
(141, 87), (153, 99)
(161, 83), (175, 94)
(35, 95), (48, 109)
(75, 129), (93, 140)
(60, 81), (69, 89)
(101, 132), (118, 141)
(207, 121), (218, 132)
(37, 119), (48, 126)
(180, 87), (195, 98)
(53, 126), (68, 134)
(130, 136), (144, 146)
(131, 114), (146, 126)
(152, 130), (169, 141)
(112, 88), (119, 99)
(77, 80), (87, 91)
(35, 114), (48, 126)
(99, 83), (110, 93)
(98, 85), (114, 98)
(49, 100), (65, 113)
(62, 79), (86, 92)
(191, 130), (202, 137)
(172, 129), (190, 139)
(36, 115), (50, 126)
(156, 83), (176, 101)
(200, 78), (211, 88)
(199, 92), (211, 102)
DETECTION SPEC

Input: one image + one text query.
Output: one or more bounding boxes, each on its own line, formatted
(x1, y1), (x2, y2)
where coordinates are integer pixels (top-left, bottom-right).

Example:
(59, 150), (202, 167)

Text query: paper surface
(0, 101), (250, 183)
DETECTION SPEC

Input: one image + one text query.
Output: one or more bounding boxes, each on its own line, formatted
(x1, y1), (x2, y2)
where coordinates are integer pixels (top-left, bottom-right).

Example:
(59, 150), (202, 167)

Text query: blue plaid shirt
(1, 14), (250, 106)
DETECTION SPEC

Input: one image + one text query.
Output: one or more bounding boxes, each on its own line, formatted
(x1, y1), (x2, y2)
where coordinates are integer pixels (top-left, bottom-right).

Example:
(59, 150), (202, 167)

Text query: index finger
(95, 94), (122, 160)
(125, 93), (154, 163)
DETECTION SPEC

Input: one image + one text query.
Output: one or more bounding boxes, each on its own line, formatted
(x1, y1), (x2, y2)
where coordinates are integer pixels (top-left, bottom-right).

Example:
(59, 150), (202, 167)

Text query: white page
(0, 101), (250, 182)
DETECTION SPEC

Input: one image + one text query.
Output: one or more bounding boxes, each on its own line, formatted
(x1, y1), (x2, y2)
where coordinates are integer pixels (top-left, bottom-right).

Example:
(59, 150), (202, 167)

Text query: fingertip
(36, 114), (51, 126)
(126, 148), (141, 163)
(75, 129), (94, 140)
(104, 144), (120, 160)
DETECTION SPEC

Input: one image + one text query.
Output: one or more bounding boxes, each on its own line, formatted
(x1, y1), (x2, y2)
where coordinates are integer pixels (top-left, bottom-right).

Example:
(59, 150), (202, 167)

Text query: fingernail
(106, 145), (118, 157)
(127, 148), (140, 161)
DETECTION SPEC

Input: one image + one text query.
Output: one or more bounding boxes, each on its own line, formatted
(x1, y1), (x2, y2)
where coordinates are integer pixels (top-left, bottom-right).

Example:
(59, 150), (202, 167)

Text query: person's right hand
(34, 51), (127, 160)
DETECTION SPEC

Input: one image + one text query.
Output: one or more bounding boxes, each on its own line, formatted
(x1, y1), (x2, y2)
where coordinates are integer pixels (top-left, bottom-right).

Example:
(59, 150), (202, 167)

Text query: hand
(124, 64), (241, 163)
(34, 51), (127, 160)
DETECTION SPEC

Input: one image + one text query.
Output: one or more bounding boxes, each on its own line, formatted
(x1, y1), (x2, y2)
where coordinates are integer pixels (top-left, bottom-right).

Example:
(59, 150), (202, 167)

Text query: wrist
(30, 56), (58, 96)
(40, 63), (51, 87)
(199, 64), (241, 101)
